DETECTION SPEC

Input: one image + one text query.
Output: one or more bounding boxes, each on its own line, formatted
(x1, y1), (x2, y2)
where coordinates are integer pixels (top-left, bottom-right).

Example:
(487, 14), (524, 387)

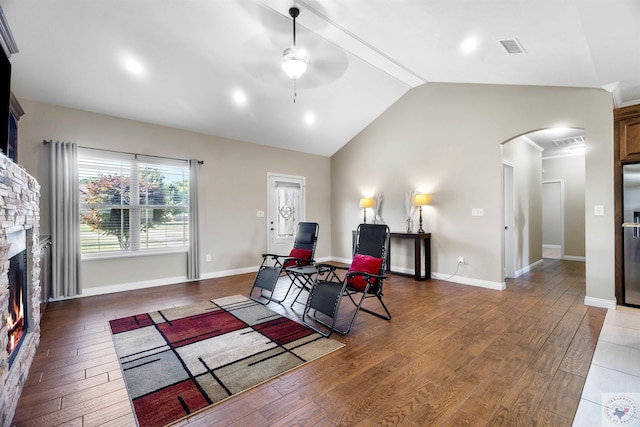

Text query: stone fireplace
(0, 154), (41, 425)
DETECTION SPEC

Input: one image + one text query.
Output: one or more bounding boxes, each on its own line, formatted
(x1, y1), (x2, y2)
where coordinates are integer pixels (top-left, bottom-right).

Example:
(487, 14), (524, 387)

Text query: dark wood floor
(12, 258), (605, 426)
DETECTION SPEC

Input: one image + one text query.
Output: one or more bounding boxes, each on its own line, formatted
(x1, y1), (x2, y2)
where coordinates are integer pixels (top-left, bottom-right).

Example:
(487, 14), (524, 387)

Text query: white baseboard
(78, 275), (191, 298)
(584, 296), (617, 310)
(63, 257), (336, 299)
(430, 272), (506, 290)
(543, 244), (561, 249)
(563, 255), (586, 262)
(330, 257), (505, 290)
(76, 255), (589, 299)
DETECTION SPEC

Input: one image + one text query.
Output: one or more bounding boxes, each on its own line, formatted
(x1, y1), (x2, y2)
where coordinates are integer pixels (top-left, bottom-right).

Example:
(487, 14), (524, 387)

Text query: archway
(501, 128), (586, 280)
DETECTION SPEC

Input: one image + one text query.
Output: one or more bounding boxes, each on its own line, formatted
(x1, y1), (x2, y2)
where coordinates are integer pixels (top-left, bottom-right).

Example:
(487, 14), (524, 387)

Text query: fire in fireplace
(6, 229), (28, 366)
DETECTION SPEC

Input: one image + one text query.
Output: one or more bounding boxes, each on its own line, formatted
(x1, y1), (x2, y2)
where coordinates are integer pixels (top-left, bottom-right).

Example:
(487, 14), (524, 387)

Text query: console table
(352, 230), (431, 281)
(388, 232), (431, 281)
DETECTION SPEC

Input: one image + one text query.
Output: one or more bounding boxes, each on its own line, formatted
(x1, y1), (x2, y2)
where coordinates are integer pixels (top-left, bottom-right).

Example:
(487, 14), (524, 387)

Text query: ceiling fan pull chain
(293, 80), (297, 103)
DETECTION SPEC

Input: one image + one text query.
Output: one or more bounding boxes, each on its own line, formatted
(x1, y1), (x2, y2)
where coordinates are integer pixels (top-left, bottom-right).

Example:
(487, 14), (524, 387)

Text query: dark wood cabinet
(615, 104), (640, 304)
(616, 105), (640, 162)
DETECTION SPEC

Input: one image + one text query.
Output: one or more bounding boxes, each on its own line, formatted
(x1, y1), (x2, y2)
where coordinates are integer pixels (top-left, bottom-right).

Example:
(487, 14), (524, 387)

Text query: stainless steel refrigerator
(622, 163), (640, 306)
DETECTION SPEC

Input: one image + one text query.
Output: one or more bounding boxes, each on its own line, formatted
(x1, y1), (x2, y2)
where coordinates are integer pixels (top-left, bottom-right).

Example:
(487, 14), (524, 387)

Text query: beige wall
(542, 155), (586, 259)
(502, 137), (543, 272)
(17, 99), (331, 291)
(16, 81), (615, 306)
(331, 82), (614, 304)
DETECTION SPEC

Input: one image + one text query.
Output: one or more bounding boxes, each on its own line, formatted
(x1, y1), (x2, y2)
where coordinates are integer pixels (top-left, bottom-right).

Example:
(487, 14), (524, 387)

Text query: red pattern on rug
(132, 379), (210, 427)
(158, 310), (247, 348)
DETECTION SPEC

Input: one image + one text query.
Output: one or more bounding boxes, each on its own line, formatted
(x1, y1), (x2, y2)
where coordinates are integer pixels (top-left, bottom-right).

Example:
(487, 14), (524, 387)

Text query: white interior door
(503, 163), (516, 279)
(267, 173), (305, 255)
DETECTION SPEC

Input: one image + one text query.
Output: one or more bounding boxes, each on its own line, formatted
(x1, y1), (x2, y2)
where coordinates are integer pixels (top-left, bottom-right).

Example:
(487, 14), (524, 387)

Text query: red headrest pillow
(283, 248), (313, 268)
(347, 254), (383, 291)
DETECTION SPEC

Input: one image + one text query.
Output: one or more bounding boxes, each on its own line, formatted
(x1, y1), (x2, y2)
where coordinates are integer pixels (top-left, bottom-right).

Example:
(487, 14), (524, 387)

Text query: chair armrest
(284, 256), (314, 265)
(262, 253), (286, 259)
(314, 263), (347, 283)
(316, 263), (348, 272)
(346, 271), (387, 280)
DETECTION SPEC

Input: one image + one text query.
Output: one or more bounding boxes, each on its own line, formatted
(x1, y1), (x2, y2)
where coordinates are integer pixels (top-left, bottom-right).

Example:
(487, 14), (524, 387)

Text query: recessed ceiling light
(125, 59), (143, 75)
(460, 37), (478, 54)
(304, 112), (316, 125)
(119, 52), (146, 78)
(232, 89), (247, 106)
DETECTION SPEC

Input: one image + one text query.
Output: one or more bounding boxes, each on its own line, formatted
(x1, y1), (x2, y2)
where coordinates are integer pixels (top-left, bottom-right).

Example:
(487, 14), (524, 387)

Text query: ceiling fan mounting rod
(289, 7), (300, 47)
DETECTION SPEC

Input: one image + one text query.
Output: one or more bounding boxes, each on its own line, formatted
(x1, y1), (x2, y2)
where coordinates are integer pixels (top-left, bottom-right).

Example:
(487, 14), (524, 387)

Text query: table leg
(414, 238), (421, 280)
(424, 237), (431, 279)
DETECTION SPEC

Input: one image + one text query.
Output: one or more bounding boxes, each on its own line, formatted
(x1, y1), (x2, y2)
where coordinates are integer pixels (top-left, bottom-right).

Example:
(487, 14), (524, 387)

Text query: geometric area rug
(109, 294), (345, 427)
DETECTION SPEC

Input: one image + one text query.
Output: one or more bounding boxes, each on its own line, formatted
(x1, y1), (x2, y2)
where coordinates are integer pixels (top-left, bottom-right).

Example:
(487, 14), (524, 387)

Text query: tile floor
(574, 306), (640, 426)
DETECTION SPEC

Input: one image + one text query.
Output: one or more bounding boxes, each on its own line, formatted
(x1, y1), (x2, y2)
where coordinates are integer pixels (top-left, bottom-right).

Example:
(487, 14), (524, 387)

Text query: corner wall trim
(514, 259), (544, 278)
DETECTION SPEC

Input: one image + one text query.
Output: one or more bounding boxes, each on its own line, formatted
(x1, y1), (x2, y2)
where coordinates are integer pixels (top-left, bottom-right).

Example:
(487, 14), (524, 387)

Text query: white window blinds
(78, 148), (189, 255)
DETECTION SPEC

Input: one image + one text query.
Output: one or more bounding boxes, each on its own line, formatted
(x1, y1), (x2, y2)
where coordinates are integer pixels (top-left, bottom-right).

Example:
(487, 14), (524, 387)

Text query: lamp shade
(359, 197), (374, 209)
(414, 193), (431, 206)
(281, 47), (309, 79)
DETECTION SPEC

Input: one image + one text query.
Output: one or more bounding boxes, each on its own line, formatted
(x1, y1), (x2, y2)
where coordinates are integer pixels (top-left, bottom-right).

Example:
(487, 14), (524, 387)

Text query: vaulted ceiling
(3, 0), (639, 157)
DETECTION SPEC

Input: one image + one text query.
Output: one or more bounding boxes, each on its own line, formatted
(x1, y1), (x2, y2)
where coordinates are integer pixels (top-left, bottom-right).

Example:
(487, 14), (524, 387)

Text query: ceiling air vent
(552, 135), (585, 147)
(498, 38), (526, 54)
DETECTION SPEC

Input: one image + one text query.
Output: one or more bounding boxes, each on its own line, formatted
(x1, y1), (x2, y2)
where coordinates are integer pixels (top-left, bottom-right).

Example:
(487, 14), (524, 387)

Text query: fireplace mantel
(0, 154), (41, 425)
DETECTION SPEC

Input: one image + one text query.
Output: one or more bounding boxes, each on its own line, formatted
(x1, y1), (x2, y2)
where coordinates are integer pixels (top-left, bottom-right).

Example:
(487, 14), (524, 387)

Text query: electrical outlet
(205, 254), (211, 262)
(256, 210), (265, 218)
(458, 256), (464, 264)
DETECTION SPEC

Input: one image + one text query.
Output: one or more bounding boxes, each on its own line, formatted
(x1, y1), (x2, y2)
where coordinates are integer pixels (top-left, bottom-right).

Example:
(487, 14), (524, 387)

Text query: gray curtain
(49, 141), (81, 298)
(187, 159), (200, 280)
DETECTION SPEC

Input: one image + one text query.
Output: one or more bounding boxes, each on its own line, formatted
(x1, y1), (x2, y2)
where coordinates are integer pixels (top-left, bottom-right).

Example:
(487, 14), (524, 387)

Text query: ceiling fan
(240, 3), (348, 92)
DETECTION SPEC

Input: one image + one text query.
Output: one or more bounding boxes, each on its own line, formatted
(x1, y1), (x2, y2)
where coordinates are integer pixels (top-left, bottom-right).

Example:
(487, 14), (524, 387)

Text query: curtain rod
(42, 140), (204, 164)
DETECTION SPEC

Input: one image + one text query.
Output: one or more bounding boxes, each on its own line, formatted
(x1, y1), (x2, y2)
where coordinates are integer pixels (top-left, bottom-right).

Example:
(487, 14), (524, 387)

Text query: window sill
(81, 248), (187, 261)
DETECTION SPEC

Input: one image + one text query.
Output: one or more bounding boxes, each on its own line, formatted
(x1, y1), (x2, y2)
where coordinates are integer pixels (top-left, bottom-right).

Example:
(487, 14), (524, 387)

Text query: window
(78, 149), (189, 255)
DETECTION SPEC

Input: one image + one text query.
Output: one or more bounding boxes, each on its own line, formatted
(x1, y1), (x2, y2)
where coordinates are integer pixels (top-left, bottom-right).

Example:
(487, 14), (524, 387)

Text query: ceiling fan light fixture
(281, 6), (309, 81)
(281, 47), (309, 79)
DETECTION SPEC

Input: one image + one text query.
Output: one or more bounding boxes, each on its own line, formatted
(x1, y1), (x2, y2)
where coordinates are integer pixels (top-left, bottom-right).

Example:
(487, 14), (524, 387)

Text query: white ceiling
(2, 0), (638, 157)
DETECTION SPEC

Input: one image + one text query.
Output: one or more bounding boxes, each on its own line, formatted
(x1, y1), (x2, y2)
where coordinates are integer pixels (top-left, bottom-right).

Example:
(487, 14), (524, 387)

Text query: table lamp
(359, 197), (374, 223)
(414, 193), (431, 233)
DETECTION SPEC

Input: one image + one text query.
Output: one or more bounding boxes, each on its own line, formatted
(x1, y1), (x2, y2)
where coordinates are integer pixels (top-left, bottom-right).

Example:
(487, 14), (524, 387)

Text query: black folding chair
(249, 222), (319, 304)
(302, 223), (391, 337)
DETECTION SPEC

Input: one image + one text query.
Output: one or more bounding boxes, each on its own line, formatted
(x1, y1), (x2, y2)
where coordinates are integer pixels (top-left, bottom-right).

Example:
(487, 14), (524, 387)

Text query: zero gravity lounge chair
(249, 221), (319, 305)
(302, 223), (391, 337)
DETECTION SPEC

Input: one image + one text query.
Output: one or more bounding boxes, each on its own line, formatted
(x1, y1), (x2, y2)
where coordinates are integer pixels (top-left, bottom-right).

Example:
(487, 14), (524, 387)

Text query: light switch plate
(472, 208), (484, 217)
(594, 205), (604, 216)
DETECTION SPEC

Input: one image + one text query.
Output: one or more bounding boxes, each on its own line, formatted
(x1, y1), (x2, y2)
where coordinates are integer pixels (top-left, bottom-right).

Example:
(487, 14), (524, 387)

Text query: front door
(267, 173), (305, 255)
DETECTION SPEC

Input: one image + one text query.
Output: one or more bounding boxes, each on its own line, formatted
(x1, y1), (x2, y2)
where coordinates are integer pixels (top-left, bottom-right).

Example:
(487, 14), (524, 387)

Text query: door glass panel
(276, 184), (299, 238)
